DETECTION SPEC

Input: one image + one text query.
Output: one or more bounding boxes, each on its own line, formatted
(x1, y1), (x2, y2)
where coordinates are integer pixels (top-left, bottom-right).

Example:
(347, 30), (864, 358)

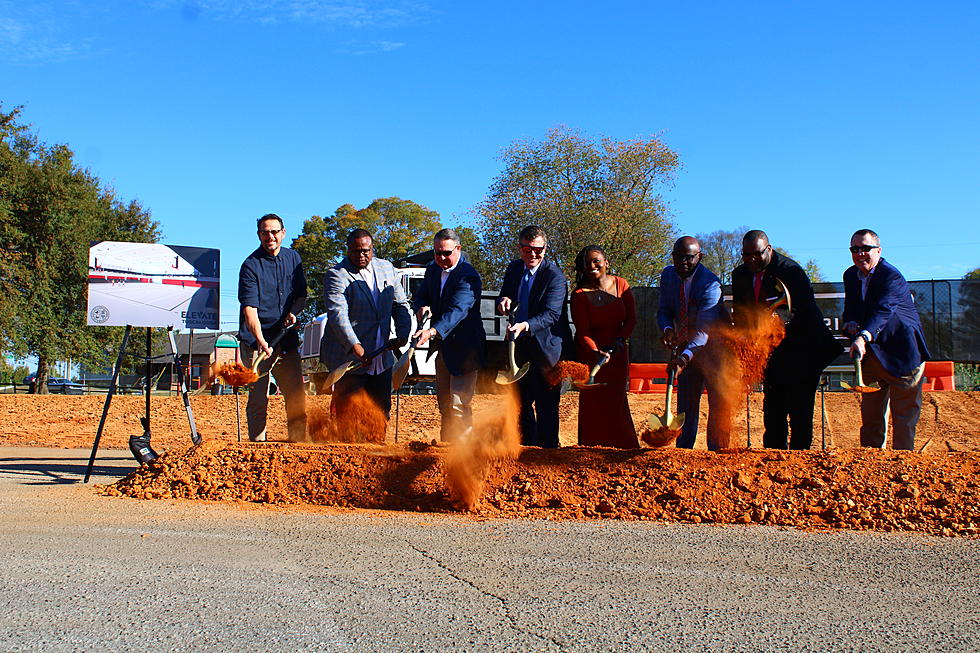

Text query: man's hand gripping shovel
(840, 346), (879, 393)
(391, 313), (430, 392)
(495, 303), (530, 385)
(322, 338), (401, 388)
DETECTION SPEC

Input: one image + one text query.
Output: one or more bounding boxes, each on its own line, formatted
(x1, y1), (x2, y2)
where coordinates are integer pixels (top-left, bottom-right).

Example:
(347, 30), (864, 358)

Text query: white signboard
(87, 242), (220, 329)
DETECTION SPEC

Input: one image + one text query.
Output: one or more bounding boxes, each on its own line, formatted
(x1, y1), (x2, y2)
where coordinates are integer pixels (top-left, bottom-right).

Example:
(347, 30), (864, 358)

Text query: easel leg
(85, 325), (131, 483)
(167, 327), (201, 445)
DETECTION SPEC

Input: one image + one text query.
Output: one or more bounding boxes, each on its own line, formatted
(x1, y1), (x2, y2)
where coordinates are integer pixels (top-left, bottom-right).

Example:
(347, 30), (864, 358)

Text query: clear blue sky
(2, 0), (978, 332)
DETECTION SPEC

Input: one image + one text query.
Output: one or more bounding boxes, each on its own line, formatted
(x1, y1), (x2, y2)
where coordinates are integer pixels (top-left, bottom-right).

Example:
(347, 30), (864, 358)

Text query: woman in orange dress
(570, 245), (638, 448)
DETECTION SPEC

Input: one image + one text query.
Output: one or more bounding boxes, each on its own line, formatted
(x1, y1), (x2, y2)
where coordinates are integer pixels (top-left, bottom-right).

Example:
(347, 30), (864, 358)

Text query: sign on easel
(87, 241), (220, 329)
(84, 241), (216, 481)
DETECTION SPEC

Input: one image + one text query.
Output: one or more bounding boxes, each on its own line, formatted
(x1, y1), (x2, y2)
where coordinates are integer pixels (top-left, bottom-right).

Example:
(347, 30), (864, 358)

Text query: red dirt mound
(99, 441), (980, 538)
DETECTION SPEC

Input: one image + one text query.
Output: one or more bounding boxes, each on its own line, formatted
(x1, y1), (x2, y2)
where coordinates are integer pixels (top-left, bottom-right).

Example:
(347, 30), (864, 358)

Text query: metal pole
(820, 375), (827, 450)
(235, 388), (241, 442)
(85, 325), (131, 483)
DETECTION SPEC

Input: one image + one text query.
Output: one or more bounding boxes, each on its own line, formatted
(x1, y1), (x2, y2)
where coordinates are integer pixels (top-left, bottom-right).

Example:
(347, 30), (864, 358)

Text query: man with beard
(732, 230), (842, 450)
(238, 213), (308, 442)
(657, 236), (726, 450)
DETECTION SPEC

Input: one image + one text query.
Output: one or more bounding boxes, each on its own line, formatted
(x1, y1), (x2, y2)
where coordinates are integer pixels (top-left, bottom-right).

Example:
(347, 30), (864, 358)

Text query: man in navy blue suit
(842, 229), (930, 450)
(412, 229), (487, 442)
(496, 225), (572, 448)
(656, 236), (726, 450)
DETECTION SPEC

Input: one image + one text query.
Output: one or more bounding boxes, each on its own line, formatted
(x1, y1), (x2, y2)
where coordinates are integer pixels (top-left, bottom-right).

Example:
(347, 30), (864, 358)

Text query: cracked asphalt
(1, 447), (978, 652)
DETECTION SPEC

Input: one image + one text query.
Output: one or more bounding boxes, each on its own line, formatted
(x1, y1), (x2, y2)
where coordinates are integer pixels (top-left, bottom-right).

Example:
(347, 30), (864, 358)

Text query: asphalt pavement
(1, 447), (977, 652)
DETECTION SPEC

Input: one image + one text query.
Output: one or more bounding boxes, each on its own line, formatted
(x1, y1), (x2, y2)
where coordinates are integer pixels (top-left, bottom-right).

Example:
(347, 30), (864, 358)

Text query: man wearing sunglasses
(238, 213), (308, 441)
(411, 229), (487, 442)
(842, 229), (930, 449)
(496, 225), (572, 447)
(732, 229), (841, 450)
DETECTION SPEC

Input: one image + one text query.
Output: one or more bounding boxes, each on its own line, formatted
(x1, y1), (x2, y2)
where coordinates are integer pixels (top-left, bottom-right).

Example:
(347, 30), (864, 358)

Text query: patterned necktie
(517, 270), (532, 322)
(677, 281), (689, 343)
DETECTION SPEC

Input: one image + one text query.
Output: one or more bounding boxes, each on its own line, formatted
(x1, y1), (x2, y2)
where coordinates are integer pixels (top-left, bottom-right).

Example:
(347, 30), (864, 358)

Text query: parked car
(22, 375), (85, 394)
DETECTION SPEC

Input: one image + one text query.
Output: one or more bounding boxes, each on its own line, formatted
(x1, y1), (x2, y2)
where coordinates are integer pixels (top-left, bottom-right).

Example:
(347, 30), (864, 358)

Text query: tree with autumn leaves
(0, 104), (160, 392)
(475, 126), (681, 287)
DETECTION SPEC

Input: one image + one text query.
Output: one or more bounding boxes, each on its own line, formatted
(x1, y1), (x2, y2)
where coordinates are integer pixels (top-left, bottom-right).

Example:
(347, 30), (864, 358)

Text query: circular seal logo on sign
(90, 305), (110, 324)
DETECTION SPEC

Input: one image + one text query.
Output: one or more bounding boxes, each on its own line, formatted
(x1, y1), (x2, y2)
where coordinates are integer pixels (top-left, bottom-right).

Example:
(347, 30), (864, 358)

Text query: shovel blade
(322, 361), (356, 388)
(495, 362), (530, 385)
(391, 349), (414, 390)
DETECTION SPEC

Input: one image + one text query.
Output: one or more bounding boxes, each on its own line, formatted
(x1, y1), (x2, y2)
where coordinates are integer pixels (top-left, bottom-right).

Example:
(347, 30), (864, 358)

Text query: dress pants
(516, 364), (561, 448)
(761, 346), (822, 450)
(858, 350), (924, 450)
(675, 361), (727, 451)
(241, 345), (307, 442)
(434, 353), (477, 442)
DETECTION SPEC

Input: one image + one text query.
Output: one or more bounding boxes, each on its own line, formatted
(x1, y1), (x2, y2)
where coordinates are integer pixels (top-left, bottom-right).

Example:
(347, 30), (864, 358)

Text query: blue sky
(2, 0), (978, 332)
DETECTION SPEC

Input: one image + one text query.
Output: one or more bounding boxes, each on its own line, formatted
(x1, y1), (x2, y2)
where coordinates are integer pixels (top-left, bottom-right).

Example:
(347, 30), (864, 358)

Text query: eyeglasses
(435, 249), (457, 257)
(674, 253), (699, 263)
(349, 248), (372, 255)
(258, 229), (282, 237)
(849, 245), (879, 254)
(742, 246), (770, 259)
(520, 245), (545, 256)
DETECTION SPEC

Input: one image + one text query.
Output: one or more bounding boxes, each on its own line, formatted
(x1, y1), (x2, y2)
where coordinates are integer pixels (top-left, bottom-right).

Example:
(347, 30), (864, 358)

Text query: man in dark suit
(656, 236), (726, 450)
(732, 230), (842, 450)
(842, 229), (930, 450)
(412, 229), (487, 442)
(496, 225), (572, 448)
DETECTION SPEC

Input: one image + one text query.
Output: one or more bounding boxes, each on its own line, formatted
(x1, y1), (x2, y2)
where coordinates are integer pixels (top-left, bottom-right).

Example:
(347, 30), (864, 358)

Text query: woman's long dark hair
(574, 245), (608, 289)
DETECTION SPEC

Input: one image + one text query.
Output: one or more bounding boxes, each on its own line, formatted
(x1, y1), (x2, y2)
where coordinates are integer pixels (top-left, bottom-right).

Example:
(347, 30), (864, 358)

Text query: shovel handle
(851, 347), (866, 387)
(251, 323), (300, 372)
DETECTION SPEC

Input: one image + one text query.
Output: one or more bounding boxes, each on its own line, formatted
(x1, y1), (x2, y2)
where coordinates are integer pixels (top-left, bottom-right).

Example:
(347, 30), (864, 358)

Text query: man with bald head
(732, 230), (841, 450)
(842, 229), (930, 449)
(656, 236), (725, 449)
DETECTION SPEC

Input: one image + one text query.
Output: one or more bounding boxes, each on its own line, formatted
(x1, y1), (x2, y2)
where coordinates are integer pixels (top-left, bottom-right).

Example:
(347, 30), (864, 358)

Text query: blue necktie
(517, 270), (531, 322)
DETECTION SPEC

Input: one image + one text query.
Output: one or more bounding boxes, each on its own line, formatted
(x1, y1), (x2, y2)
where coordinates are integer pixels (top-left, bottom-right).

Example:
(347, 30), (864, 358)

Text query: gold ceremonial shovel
(323, 339), (399, 388)
(575, 349), (612, 389)
(391, 314), (430, 392)
(841, 348), (879, 393)
(495, 303), (530, 385)
(648, 353), (686, 431)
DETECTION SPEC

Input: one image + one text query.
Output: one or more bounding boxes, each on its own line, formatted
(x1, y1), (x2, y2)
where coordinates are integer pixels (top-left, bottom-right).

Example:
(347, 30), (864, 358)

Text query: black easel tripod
(84, 325), (201, 483)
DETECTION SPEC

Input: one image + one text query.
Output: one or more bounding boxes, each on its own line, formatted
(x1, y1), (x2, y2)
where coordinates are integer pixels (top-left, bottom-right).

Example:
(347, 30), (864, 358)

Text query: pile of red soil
(99, 441), (980, 537)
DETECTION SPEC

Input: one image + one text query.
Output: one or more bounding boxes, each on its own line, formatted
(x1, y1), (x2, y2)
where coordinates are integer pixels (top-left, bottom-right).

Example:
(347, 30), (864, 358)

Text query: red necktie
(753, 272), (763, 302)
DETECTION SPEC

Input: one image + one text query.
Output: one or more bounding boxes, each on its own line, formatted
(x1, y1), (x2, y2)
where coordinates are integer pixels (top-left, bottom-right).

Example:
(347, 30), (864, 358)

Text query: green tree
(476, 126), (681, 287)
(291, 197), (442, 319)
(774, 247), (824, 283)
(965, 268), (980, 280)
(452, 224), (493, 286)
(0, 104), (160, 393)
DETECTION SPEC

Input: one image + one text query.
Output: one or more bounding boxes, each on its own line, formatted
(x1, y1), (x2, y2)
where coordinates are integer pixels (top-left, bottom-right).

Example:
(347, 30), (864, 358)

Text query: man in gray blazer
(322, 228), (411, 420)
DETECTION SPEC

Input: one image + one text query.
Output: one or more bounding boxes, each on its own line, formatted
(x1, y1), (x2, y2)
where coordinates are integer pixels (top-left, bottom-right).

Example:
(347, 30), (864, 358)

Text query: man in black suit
(412, 229), (487, 442)
(732, 230), (841, 450)
(496, 225), (572, 448)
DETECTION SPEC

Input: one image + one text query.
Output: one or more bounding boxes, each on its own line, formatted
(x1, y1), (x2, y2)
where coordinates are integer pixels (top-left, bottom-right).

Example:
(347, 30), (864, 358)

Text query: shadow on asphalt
(0, 456), (136, 485)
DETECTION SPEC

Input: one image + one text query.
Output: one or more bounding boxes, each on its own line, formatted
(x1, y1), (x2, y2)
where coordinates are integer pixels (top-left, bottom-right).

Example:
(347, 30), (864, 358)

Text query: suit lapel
(347, 263), (380, 317)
